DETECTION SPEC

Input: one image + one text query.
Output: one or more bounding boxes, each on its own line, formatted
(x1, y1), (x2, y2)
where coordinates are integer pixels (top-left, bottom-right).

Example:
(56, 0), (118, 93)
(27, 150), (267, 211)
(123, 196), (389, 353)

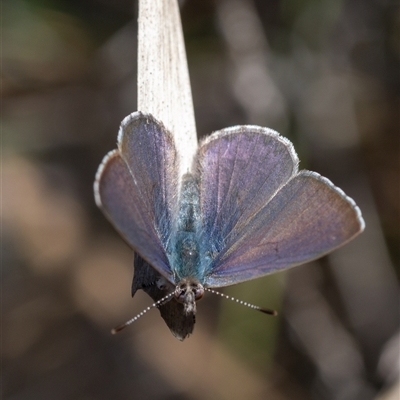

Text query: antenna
(111, 291), (174, 334)
(204, 288), (278, 316)
(111, 286), (277, 335)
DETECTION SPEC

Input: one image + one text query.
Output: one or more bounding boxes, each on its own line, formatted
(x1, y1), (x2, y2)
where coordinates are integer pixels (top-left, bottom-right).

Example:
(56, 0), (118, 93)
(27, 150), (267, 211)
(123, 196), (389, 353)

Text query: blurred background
(3, 0), (399, 399)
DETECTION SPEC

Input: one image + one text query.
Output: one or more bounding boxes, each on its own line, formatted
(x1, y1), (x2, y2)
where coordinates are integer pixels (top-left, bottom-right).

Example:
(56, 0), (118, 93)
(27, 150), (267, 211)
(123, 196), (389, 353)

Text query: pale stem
(137, 0), (198, 177)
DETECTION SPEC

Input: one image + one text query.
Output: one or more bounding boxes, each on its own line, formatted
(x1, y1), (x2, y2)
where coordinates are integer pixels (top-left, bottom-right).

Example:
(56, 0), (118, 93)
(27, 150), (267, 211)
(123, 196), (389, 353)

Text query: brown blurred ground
(2, 1), (399, 399)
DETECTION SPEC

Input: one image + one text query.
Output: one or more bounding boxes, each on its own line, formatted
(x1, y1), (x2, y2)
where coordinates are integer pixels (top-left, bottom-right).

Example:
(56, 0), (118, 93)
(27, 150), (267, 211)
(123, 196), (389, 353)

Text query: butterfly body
(94, 111), (364, 339)
(167, 173), (207, 316)
(170, 173), (203, 283)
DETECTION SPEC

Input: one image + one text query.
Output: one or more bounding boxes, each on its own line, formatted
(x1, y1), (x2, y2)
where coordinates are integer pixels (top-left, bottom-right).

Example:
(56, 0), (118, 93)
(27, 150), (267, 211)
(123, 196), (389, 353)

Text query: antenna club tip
(260, 308), (278, 316)
(111, 326), (125, 334)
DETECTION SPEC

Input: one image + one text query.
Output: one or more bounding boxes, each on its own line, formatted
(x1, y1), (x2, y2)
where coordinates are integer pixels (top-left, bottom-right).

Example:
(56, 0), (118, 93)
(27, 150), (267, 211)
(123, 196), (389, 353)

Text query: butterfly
(94, 111), (365, 340)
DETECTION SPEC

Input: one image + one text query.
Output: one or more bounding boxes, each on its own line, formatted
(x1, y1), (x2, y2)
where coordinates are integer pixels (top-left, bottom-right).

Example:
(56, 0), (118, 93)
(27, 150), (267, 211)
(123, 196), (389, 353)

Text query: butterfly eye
(192, 284), (205, 301)
(179, 285), (187, 293)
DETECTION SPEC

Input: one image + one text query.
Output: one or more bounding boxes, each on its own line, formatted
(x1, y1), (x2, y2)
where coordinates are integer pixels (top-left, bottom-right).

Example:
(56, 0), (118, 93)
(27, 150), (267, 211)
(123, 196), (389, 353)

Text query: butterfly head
(174, 278), (205, 316)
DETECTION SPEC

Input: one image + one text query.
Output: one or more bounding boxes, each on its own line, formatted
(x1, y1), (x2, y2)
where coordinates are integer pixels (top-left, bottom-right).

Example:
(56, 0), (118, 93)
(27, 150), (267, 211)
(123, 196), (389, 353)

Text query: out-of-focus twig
(217, 0), (287, 129)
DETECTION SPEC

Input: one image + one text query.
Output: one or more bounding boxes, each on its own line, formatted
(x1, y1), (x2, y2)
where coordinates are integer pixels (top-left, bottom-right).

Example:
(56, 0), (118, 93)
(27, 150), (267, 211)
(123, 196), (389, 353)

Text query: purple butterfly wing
(204, 170), (364, 287)
(196, 126), (298, 267)
(94, 112), (179, 283)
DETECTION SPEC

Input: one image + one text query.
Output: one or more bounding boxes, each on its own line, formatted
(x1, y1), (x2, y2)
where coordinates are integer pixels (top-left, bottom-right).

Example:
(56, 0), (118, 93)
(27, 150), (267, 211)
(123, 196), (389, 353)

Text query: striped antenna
(111, 291), (175, 334)
(204, 288), (278, 316)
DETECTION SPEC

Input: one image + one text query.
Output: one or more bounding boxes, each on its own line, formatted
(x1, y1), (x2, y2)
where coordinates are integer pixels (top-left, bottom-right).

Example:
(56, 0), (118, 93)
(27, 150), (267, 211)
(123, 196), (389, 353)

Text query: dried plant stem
(137, 0), (197, 177)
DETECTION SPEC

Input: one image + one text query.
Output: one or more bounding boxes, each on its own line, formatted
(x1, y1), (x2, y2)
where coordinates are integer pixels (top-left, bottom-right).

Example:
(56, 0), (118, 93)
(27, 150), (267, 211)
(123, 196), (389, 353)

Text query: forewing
(205, 171), (365, 287)
(196, 127), (298, 267)
(118, 112), (179, 248)
(94, 112), (179, 282)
